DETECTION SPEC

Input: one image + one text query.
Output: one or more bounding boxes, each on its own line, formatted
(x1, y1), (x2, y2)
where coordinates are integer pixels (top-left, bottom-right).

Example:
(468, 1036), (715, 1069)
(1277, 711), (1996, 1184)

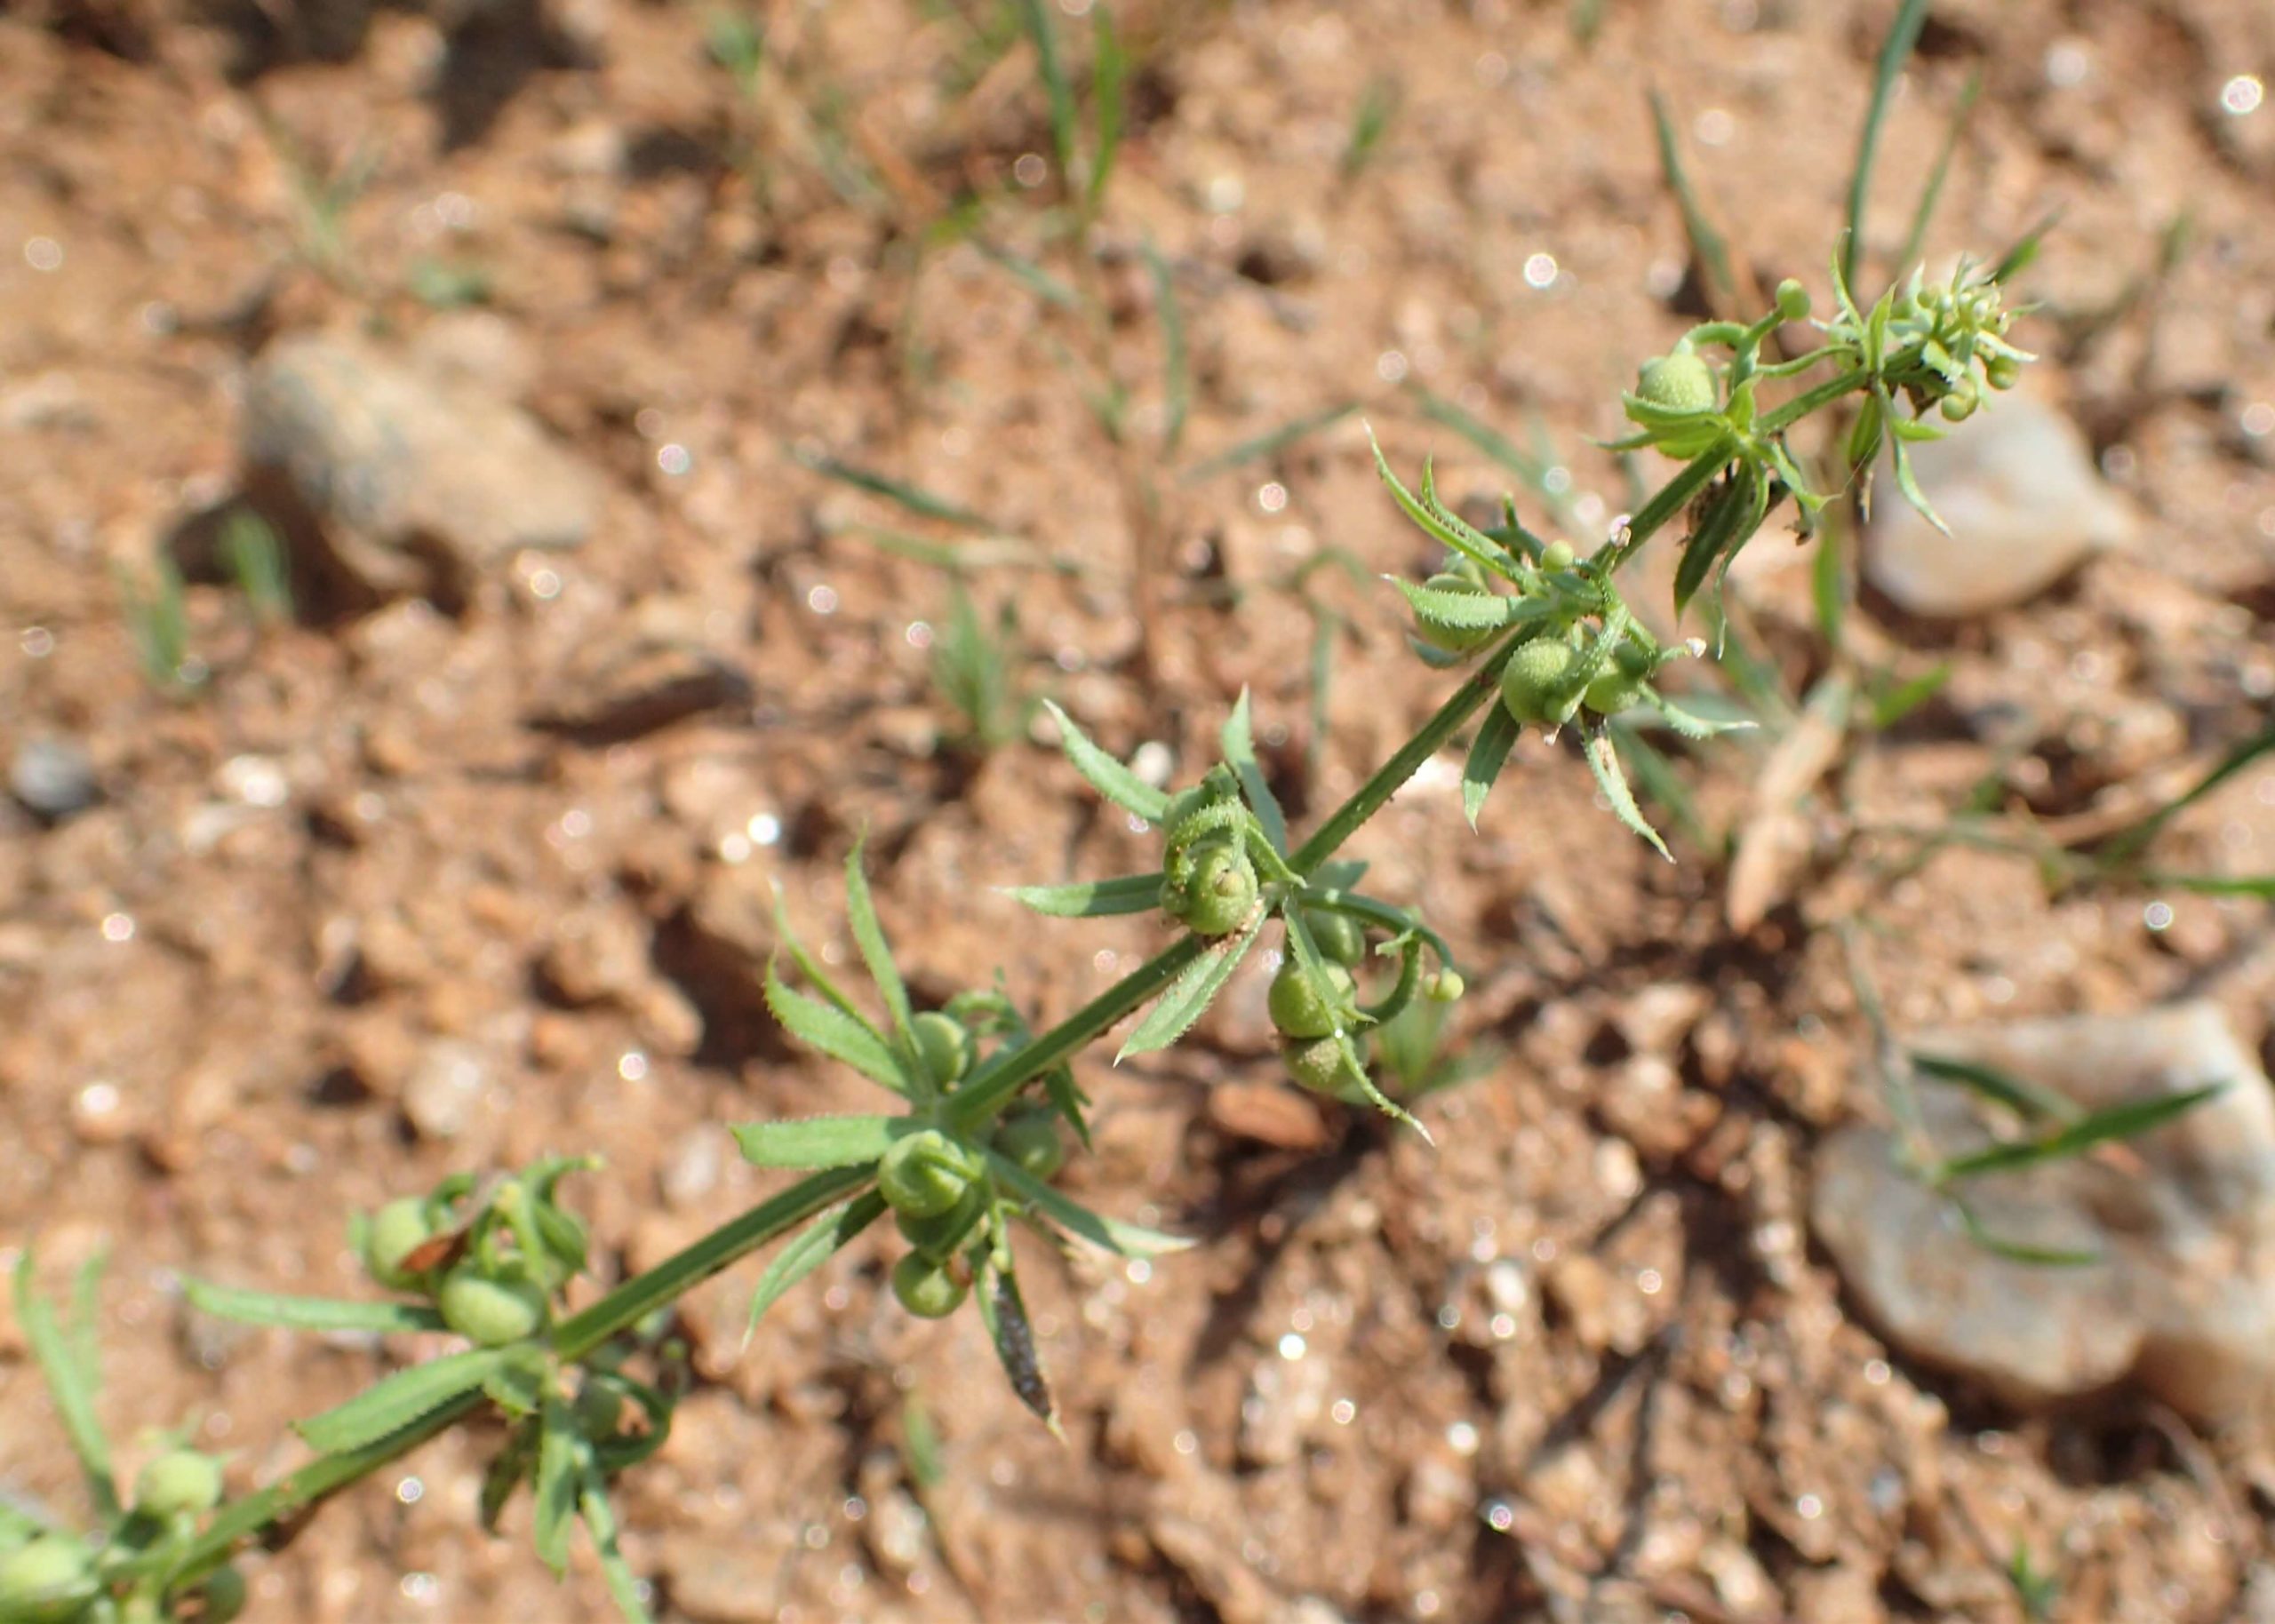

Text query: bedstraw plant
(9, 249), (2037, 1621)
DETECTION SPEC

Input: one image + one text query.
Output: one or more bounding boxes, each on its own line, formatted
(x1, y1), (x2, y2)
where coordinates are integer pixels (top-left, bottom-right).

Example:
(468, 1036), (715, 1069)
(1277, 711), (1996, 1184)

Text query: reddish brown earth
(4, 1), (2274, 1620)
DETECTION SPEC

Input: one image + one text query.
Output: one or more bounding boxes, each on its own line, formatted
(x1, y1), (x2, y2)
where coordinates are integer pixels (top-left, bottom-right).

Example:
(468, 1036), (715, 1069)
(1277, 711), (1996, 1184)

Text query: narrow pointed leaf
(1366, 428), (1518, 583)
(976, 1258), (1058, 1433)
(1643, 690), (1759, 740)
(1007, 872), (1165, 918)
(844, 832), (915, 1050)
(1911, 1053), (2070, 1123)
(483, 1353), (547, 1418)
(14, 1251), (116, 1516)
(579, 1468), (656, 1624)
(1931, 1084), (2223, 1184)
(744, 1192), (889, 1347)
(1584, 722), (1672, 861)
(731, 1114), (897, 1170)
(1949, 1196), (2102, 1268)
(1618, 448), (1726, 569)
(1461, 705), (1521, 831)
(1041, 699), (1169, 820)
(184, 1278), (448, 1334)
(985, 1151), (1192, 1258)
(1116, 913), (1264, 1059)
(533, 1405), (579, 1577)
(764, 962), (913, 1095)
(2097, 724), (2275, 863)
(1890, 436), (1951, 535)
(1221, 689), (1289, 855)
(296, 1348), (516, 1453)
(1385, 577), (1535, 631)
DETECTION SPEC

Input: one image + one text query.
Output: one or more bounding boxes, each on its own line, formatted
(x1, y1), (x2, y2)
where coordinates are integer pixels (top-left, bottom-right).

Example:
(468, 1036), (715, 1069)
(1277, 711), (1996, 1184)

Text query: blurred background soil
(4, 0), (2275, 1619)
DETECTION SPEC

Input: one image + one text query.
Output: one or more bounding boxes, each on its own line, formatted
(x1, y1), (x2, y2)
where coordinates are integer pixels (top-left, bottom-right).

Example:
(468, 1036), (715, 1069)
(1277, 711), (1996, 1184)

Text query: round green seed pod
(1282, 1036), (1364, 1098)
(1167, 840), (1257, 937)
(890, 1253), (969, 1319)
(1538, 540), (1577, 572)
(364, 1197), (435, 1291)
(0, 1536), (97, 1624)
(1984, 354), (2021, 392)
(1267, 959), (1355, 1040)
(1498, 638), (1580, 727)
(197, 1564), (249, 1624)
(993, 1111), (1066, 1181)
(895, 1182), (986, 1258)
(878, 1129), (981, 1221)
(438, 1269), (548, 1347)
(912, 1012), (974, 1089)
(1582, 642), (1653, 717)
(1635, 352), (1716, 414)
(1425, 969), (1465, 1003)
(1303, 909), (1366, 967)
(134, 1449), (224, 1518)
(1775, 279), (1811, 322)
(1939, 386), (1978, 423)
(1410, 572), (1497, 655)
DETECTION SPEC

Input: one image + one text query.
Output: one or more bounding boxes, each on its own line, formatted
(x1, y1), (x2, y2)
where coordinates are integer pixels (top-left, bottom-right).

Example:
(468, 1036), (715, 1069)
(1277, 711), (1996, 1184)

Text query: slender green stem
(1760, 367), (1868, 435)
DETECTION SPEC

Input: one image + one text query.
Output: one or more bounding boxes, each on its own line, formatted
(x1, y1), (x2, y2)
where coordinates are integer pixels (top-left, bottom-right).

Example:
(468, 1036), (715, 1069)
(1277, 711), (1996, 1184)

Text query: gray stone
(243, 332), (600, 595)
(1812, 1003), (2275, 1419)
(10, 736), (98, 822)
(1864, 394), (2135, 617)
(401, 1039), (491, 1142)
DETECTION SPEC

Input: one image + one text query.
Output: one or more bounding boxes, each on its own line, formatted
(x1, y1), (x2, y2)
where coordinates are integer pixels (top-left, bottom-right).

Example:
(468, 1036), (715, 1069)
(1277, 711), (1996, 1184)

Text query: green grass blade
(1142, 243), (1190, 457)
(1040, 699), (1169, 820)
(790, 444), (994, 529)
(1007, 872), (1166, 918)
(1894, 67), (1984, 275)
(730, 1114), (897, 1170)
(1181, 402), (1357, 484)
(1221, 689), (1289, 855)
(1845, 0), (1932, 290)
(1340, 74), (1400, 180)
(1949, 1196), (2103, 1269)
(1869, 660), (1953, 730)
(2097, 724), (2275, 864)
(296, 1348), (515, 1454)
(184, 1278), (449, 1333)
(984, 1151), (1192, 1258)
(975, 237), (1081, 309)
(2127, 871), (2275, 898)
(1088, 4), (1123, 211)
(14, 1250), (117, 1517)
(1931, 1084), (2224, 1185)
(1648, 89), (1738, 310)
(1014, 0), (1078, 185)
(1910, 1053), (2071, 1123)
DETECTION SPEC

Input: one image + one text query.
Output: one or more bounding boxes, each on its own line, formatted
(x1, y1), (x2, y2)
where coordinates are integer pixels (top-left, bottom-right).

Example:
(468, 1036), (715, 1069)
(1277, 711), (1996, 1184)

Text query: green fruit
(1984, 354), (2021, 391)
(912, 1012), (974, 1089)
(1538, 540), (1577, 572)
(197, 1564), (249, 1624)
(573, 1381), (625, 1439)
(0, 1536), (96, 1623)
(1410, 572), (1497, 655)
(438, 1269), (548, 1346)
(1283, 1036), (1365, 1098)
(890, 1253), (969, 1319)
(1303, 909), (1366, 967)
(365, 1197), (435, 1291)
(994, 1110), (1066, 1180)
(1163, 839), (1257, 937)
(896, 1183), (986, 1257)
(1939, 386), (1978, 423)
(1425, 969), (1465, 1002)
(1582, 643), (1652, 716)
(134, 1449), (224, 1518)
(1498, 638), (1580, 727)
(878, 1130), (981, 1221)
(1775, 278), (1811, 322)
(1267, 959), (1354, 1040)
(1635, 352), (1716, 414)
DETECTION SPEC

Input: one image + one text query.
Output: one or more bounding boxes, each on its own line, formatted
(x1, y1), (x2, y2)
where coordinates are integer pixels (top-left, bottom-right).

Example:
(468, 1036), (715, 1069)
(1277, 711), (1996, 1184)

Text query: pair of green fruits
(874, 1110), (1067, 1320)
(0, 1453), (243, 1624)
(364, 1200), (551, 1348)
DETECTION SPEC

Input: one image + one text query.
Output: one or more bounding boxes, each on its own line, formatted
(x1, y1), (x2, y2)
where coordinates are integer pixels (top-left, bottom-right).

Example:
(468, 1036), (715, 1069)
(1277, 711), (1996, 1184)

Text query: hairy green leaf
(185, 1278), (449, 1334)
(1007, 872), (1165, 918)
(1116, 912), (1264, 1059)
(744, 1192), (890, 1347)
(296, 1348), (516, 1453)
(845, 832), (915, 1050)
(985, 1151), (1192, 1258)
(1461, 703), (1520, 832)
(1222, 689), (1289, 855)
(730, 1114), (898, 1170)
(1584, 721), (1671, 861)
(534, 1405), (579, 1577)
(763, 961), (913, 1095)
(1041, 699), (1169, 821)
(14, 1250), (116, 1516)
